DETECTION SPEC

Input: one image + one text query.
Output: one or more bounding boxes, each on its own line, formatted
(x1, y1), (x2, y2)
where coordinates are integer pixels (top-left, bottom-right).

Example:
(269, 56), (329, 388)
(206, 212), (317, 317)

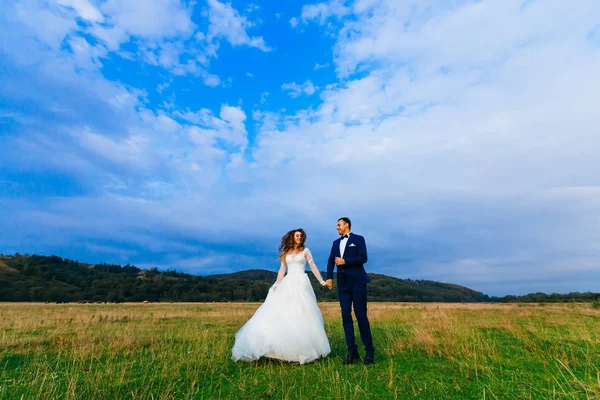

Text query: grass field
(1, 302), (599, 399)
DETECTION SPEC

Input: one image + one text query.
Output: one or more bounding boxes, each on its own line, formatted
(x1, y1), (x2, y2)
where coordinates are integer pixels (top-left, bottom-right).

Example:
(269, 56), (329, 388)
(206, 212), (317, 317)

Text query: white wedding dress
(231, 248), (331, 364)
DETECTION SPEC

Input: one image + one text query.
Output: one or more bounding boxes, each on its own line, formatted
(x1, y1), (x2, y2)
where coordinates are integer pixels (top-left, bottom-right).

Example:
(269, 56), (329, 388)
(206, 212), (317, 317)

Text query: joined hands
(319, 279), (333, 289)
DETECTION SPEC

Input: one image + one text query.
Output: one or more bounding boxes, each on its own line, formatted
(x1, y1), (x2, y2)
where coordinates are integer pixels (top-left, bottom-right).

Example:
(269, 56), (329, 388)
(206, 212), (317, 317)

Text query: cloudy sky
(1, 0), (599, 296)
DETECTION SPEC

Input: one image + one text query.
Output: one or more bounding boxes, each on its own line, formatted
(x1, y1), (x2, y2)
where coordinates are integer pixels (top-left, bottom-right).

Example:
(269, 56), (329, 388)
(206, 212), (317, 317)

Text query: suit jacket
(327, 233), (370, 290)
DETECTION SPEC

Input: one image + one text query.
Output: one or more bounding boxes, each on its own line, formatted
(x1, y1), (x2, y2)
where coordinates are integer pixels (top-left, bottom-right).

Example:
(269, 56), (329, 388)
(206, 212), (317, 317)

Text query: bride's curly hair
(278, 228), (307, 260)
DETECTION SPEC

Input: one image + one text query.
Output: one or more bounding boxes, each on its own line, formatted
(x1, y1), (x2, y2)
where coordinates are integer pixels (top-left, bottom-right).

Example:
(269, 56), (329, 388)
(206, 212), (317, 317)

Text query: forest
(1, 254), (597, 303)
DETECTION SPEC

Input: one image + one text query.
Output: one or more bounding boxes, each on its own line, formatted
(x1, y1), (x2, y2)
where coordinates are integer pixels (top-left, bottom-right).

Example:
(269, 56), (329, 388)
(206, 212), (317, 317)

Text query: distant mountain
(1, 254), (598, 303)
(211, 269), (278, 282)
(212, 269), (490, 302)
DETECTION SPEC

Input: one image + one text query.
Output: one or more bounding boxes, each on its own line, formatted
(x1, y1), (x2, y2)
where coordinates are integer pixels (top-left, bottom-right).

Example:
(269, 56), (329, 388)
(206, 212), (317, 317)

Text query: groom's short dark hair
(338, 217), (351, 230)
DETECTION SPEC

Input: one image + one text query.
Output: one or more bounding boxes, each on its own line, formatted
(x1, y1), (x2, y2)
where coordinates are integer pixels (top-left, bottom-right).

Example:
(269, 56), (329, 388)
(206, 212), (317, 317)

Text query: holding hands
(319, 279), (333, 289)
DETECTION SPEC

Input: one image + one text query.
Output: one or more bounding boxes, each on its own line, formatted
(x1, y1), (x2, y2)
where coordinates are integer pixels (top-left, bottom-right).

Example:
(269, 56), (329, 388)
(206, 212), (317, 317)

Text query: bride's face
(294, 231), (303, 245)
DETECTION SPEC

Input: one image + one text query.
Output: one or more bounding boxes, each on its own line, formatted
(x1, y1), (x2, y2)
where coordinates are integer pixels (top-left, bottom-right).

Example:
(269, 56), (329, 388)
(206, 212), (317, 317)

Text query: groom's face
(336, 220), (349, 235)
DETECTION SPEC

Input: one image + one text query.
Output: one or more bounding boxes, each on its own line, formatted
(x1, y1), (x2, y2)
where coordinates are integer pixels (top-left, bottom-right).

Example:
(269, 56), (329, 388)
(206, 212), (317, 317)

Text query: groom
(325, 217), (375, 365)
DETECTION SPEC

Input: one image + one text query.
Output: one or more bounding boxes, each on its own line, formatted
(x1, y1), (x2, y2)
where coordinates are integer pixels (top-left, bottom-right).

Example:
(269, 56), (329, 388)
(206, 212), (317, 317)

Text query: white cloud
(76, 127), (151, 170)
(12, 0), (78, 49)
(202, 73), (221, 87)
(100, 0), (195, 39)
(6, 0), (267, 84)
(55, 0), (104, 22)
(0, 0), (250, 196)
(157, 41), (185, 69)
(220, 105), (247, 132)
(281, 80), (317, 98)
(156, 82), (171, 93)
(245, 3), (260, 13)
(206, 0), (270, 51)
(64, 102), (249, 192)
(313, 62), (330, 70)
(300, 0), (350, 24)
(174, 104), (248, 151)
(333, 0), (600, 77)
(68, 36), (108, 69)
(88, 25), (127, 51)
(259, 91), (269, 104)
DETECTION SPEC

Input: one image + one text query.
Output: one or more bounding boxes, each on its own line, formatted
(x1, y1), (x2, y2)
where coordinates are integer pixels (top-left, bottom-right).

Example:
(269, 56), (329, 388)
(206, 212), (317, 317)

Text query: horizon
(3, 252), (599, 298)
(1, 0), (599, 297)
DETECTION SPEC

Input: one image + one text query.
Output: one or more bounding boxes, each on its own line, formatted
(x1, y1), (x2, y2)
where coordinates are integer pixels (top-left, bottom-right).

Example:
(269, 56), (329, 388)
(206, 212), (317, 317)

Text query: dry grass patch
(1, 302), (599, 399)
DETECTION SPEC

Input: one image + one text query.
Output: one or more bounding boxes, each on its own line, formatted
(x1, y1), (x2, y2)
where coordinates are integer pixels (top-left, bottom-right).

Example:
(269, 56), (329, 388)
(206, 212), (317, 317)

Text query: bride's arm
(305, 248), (326, 285)
(275, 258), (287, 287)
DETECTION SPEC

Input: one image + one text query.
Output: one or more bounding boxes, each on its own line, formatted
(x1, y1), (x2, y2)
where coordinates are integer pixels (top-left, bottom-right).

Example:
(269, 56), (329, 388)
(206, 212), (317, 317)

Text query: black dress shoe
(343, 353), (360, 365)
(363, 352), (374, 364)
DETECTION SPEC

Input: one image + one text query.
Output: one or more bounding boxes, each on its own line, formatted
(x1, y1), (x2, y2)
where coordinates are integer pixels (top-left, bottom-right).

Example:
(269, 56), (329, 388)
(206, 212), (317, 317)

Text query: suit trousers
(338, 282), (374, 355)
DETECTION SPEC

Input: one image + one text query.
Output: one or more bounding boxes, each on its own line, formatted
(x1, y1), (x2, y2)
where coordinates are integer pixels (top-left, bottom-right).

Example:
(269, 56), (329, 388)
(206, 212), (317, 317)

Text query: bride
(231, 228), (331, 364)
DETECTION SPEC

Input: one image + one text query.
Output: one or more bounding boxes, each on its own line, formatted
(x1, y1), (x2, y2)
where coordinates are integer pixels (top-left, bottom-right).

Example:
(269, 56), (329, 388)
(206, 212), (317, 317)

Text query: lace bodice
(285, 251), (309, 274)
(276, 248), (324, 285)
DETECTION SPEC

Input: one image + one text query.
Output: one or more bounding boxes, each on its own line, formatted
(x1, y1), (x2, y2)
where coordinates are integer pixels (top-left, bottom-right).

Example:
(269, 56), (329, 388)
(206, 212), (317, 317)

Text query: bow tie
(341, 234), (349, 239)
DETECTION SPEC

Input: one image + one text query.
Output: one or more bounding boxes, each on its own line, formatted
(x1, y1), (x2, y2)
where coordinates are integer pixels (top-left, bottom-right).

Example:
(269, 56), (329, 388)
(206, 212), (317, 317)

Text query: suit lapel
(343, 235), (352, 256)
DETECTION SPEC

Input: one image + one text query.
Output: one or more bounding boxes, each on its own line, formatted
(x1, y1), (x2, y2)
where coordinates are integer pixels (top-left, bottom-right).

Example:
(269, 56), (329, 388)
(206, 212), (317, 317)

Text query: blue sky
(1, 0), (599, 296)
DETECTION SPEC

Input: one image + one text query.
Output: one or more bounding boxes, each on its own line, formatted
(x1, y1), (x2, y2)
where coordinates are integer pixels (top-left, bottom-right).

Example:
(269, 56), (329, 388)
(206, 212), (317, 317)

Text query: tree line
(1, 254), (598, 303)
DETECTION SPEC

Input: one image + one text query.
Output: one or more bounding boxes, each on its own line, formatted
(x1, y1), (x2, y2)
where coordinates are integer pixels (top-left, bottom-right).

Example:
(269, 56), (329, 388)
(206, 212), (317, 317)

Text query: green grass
(0, 303), (599, 399)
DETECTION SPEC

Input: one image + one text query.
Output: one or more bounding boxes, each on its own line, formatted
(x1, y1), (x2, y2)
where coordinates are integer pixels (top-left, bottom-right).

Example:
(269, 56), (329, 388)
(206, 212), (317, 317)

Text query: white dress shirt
(339, 232), (351, 258)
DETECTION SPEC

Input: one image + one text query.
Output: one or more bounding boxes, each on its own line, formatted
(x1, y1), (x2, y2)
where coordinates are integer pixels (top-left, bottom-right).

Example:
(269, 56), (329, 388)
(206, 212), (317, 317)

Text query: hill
(0, 254), (493, 303)
(1, 254), (598, 303)
(214, 269), (490, 302)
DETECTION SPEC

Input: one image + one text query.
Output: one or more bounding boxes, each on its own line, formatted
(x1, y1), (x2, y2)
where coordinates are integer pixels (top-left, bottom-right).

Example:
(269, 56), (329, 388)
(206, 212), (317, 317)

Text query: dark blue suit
(327, 233), (374, 356)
